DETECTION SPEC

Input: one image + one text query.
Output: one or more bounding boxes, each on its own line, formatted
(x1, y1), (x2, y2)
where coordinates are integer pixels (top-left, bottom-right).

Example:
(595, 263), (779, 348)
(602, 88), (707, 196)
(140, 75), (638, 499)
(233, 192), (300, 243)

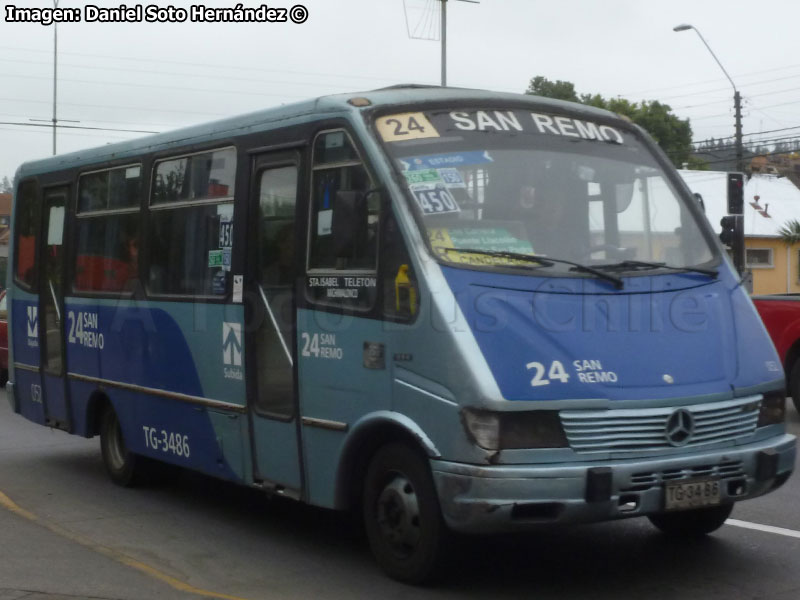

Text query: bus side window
(14, 181), (39, 290)
(148, 148), (236, 297)
(306, 130), (379, 309)
(74, 164), (142, 293)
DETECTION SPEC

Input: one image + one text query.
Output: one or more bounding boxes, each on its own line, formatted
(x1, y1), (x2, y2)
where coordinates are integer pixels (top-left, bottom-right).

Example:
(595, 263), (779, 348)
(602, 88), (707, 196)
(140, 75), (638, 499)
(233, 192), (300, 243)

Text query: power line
(693, 125), (800, 145)
(0, 110), (177, 129)
(0, 126), (134, 141)
(699, 150), (798, 167)
(676, 85), (800, 111)
(2, 72), (310, 100)
(0, 45), (401, 85)
(694, 133), (800, 152)
(0, 96), (226, 118)
(621, 61), (800, 97)
(0, 121), (158, 134)
(0, 57), (390, 91)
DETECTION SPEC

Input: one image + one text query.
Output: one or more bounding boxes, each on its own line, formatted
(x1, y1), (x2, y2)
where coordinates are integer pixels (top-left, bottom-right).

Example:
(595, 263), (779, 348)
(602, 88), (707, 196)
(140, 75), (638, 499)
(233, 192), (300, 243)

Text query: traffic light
(719, 215), (738, 246)
(720, 214), (744, 274)
(727, 172), (744, 214)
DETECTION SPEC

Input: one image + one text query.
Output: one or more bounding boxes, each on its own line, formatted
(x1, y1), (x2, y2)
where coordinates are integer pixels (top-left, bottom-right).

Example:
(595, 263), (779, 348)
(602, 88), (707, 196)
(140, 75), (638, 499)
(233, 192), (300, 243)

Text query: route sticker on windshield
(404, 169), (443, 191)
(400, 150), (493, 171)
(427, 228), (535, 266)
(377, 112), (440, 143)
(413, 187), (460, 215)
(437, 168), (466, 188)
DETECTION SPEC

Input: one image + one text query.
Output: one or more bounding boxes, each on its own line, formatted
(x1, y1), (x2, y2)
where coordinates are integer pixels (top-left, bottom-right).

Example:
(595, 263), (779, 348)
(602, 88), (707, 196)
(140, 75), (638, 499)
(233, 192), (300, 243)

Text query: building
(680, 170), (800, 295)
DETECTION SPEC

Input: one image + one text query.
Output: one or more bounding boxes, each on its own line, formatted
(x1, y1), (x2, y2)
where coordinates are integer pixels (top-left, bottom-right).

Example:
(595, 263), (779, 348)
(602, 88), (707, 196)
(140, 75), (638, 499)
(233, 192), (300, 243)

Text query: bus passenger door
(39, 186), (70, 430)
(245, 152), (302, 495)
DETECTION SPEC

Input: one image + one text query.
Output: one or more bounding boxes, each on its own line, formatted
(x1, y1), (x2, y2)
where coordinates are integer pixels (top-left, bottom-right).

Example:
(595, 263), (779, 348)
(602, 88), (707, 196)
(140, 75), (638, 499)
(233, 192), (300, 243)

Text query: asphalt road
(0, 389), (798, 600)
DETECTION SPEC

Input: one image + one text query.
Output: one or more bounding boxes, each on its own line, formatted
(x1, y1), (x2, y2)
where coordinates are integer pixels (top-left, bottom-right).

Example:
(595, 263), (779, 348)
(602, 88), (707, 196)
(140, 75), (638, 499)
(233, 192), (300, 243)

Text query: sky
(2, 0), (800, 184)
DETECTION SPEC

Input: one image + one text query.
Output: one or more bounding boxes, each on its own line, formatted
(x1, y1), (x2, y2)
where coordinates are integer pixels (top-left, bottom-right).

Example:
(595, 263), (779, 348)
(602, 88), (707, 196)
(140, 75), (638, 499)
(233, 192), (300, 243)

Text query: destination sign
(378, 109), (629, 145)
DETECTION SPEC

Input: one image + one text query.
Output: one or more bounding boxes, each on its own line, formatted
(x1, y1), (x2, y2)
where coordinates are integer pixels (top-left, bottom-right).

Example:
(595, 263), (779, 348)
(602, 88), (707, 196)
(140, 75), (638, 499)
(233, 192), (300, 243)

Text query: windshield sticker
(428, 227), (534, 266)
(437, 168), (466, 188)
(400, 150), (493, 171)
(317, 209), (333, 236)
(377, 112), (440, 143)
(208, 249), (224, 268)
(404, 169), (443, 186)
(446, 110), (625, 144)
(413, 188), (460, 215)
(431, 227), (533, 254)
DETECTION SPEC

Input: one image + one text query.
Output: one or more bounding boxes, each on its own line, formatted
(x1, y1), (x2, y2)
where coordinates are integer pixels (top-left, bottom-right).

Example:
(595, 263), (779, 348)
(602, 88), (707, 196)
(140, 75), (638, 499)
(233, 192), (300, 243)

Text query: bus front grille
(621, 460), (745, 492)
(560, 396), (760, 454)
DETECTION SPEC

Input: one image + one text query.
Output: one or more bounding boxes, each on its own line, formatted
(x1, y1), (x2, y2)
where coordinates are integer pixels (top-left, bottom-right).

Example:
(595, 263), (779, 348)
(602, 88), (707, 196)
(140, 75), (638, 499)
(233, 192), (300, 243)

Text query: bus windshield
(377, 108), (715, 274)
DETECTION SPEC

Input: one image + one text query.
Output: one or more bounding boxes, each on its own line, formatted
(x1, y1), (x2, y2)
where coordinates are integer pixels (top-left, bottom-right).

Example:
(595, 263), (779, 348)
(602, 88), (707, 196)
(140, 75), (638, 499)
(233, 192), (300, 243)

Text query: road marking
(727, 518), (800, 540)
(0, 490), (250, 600)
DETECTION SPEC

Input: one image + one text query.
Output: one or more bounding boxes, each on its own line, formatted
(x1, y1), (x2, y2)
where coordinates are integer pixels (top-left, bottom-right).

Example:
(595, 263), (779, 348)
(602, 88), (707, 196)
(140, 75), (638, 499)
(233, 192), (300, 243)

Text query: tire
(0, 369), (7, 388)
(100, 407), (146, 487)
(362, 442), (450, 584)
(648, 504), (734, 537)
(788, 359), (800, 414)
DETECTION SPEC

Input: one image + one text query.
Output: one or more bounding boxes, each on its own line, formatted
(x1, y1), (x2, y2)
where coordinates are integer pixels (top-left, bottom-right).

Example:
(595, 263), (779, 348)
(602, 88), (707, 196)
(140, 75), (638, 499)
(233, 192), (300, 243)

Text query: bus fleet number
(142, 426), (191, 458)
(526, 360), (570, 387)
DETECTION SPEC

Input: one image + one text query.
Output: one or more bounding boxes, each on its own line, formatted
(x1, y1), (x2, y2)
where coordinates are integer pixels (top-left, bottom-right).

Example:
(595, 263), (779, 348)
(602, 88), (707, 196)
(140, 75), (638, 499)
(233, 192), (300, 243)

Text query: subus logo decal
(222, 322), (243, 381)
(27, 306), (38, 337)
(26, 306), (39, 347)
(222, 322), (242, 365)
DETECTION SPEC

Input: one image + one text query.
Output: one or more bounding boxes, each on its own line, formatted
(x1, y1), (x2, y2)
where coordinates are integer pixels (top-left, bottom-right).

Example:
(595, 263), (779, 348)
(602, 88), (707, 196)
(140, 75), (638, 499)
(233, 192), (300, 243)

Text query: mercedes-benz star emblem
(665, 409), (694, 447)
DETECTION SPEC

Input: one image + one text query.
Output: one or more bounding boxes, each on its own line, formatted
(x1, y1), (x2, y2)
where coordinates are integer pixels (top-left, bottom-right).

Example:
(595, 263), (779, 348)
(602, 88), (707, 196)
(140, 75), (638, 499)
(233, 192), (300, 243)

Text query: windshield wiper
(595, 259), (717, 278)
(437, 247), (624, 289)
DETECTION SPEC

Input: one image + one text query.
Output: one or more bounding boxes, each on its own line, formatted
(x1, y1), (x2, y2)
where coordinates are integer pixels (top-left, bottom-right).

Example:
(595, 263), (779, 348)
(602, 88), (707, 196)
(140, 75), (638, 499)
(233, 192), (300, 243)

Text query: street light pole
(673, 24), (743, 173)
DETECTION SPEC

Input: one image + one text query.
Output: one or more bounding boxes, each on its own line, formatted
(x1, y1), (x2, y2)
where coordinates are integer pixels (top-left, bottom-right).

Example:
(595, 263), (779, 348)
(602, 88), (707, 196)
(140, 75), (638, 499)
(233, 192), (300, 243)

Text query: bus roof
(14, 85), (620, 180)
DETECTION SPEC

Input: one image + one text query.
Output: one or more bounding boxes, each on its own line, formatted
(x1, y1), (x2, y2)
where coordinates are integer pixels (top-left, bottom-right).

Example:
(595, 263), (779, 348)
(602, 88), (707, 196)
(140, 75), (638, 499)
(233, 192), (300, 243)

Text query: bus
(7, 86), (795, 583)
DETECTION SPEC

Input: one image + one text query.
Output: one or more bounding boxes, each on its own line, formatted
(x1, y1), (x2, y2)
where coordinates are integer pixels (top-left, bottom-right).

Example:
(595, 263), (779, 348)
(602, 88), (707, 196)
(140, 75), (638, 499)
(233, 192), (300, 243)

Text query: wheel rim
(106, 417), (127, 470)
(375, 473), (421, 557)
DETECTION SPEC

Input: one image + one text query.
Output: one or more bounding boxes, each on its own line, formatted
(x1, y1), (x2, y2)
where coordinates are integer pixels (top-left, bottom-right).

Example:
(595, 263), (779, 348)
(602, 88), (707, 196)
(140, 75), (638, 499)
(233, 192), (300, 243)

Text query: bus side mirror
(694, 192), (705, 213)
(332, 190), (367, 258)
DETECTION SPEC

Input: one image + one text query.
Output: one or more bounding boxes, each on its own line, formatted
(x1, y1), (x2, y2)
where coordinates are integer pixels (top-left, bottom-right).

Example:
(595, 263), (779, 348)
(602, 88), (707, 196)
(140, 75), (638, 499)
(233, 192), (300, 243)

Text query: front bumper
(431, 434), (796, 534)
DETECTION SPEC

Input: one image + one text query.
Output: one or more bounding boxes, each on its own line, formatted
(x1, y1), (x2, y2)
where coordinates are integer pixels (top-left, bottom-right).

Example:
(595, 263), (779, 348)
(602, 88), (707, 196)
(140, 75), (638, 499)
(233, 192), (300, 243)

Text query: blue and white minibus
(8, 86), (795, 582)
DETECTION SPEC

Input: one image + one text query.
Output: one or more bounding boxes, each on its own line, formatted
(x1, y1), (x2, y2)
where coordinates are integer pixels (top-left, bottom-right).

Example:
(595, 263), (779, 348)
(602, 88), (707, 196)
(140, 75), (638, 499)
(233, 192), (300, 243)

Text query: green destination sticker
(208, 249), (224, 267)
(403, 169), (442, 185)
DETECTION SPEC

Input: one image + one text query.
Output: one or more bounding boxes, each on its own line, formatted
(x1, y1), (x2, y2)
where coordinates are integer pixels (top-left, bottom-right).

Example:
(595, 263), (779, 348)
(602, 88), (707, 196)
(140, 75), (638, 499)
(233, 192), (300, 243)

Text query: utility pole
(53, 0), (58, 155)
(734, 90), (743, 172)
(440, 0), (447, 87)
(438, 0), (478, 87)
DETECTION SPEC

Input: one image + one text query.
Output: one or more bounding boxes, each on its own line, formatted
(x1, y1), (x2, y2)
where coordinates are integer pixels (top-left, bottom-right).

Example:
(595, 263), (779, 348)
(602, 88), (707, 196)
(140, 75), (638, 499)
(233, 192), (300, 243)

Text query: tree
(779, 219), (800, 245)
(525, 76), (579, 103)
(0, 176), (11, 194)
(525, 76), (697, 169)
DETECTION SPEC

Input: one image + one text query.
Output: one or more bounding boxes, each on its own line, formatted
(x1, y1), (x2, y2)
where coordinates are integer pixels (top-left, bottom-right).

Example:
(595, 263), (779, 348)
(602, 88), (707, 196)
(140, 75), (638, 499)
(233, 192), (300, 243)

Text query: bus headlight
(758, 391), (786, 426)
(462, 409), (568, 450)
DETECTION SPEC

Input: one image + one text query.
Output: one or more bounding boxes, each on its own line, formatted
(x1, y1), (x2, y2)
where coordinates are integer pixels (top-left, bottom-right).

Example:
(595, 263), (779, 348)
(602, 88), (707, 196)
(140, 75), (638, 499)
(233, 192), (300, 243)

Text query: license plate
(664, 479), (721, 511)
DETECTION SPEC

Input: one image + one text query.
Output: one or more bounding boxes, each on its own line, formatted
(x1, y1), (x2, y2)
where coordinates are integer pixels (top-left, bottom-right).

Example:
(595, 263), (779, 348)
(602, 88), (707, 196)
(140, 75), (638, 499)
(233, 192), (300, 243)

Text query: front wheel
(363, 442), (450, 584)
(648, 504), (734, 537)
